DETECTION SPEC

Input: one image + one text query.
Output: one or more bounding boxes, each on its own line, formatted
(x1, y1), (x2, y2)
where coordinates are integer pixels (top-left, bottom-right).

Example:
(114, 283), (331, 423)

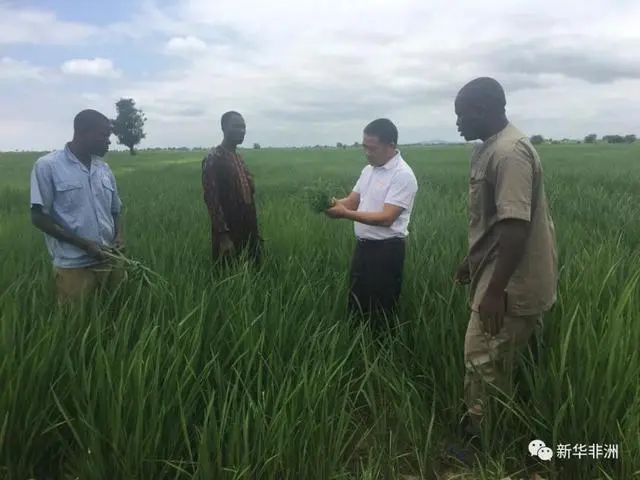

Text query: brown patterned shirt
(202, 145), (256, 236)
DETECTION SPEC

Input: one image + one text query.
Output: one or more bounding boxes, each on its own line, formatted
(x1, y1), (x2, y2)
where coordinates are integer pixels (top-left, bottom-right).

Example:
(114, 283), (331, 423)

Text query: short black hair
(73, 109), (109, 136)
(221, 110), (242, 130)
(458, 77), (506, 114)
(363, 118), (398, 145)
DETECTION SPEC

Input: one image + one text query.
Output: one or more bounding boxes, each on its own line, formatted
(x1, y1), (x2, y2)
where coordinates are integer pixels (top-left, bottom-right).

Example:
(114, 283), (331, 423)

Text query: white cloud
(61, 58), (122, 78)
(0, 57), (43, 81)
(1, 0), (640, 150)
(100, 0), (640, 148)
(164, 36), (207, 56)
(0, 5), (99, 45)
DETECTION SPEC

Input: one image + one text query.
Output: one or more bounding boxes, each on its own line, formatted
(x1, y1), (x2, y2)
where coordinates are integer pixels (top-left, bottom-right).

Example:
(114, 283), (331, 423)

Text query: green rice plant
(1, 144), (639, 479)
(100, 248), (169, 290)
(303, 178), (344, 212)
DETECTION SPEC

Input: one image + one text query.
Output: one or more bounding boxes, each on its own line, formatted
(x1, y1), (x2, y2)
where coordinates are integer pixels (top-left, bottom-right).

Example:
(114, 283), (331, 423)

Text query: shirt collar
(484, 122), (511, 145)
(64, 143), (97, 172)
(217, 144), (238, 158)
(65, 144), (83, 165)
(379, 149), (401, 170)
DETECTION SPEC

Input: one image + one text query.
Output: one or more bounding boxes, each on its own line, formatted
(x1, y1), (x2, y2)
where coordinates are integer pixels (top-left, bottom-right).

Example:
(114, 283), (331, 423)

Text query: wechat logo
(529, 439), (554, 461)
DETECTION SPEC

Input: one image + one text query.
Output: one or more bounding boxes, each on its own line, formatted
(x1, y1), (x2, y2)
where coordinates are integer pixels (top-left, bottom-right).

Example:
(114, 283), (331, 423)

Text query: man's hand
(478, 288), (506, 336)
(454, 259), (471, 285)
(112, 235), (125, 253)
(84, 241), (112, 262)
(218, 233), (235, 256)
(324, 202), (347, 219)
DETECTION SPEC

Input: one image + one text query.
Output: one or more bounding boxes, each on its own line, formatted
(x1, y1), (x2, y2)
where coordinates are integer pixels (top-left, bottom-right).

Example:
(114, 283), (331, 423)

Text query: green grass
(1, 143), (639, 479)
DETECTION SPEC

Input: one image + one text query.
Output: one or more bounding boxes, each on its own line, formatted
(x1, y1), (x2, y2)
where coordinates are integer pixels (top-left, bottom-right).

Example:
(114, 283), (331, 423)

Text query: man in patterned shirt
(201, 111), (261, 266)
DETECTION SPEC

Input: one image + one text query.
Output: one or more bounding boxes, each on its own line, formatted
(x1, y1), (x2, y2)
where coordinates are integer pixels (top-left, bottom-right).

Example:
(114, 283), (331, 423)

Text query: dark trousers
(347, 237), (406, 330)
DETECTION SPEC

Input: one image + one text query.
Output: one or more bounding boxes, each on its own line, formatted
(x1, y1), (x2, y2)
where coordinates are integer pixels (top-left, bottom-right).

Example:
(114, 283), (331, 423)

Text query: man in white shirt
(324, 118), (418, 330)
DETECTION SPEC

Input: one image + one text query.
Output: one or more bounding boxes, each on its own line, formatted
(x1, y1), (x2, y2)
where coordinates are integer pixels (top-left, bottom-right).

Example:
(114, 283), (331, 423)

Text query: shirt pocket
(54, 181), (84, 214)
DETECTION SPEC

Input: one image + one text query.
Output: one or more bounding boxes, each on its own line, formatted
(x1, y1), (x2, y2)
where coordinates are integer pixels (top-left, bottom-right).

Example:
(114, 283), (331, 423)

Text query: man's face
(362, 134), (394, 166)
(224, 114), (246, 145)
(455, 93), (484, 142)
(87, 120), (111, 157)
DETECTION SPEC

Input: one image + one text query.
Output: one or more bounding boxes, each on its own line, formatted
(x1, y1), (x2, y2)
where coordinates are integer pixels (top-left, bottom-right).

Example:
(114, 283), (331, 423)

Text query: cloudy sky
(1, 0), (639, 150)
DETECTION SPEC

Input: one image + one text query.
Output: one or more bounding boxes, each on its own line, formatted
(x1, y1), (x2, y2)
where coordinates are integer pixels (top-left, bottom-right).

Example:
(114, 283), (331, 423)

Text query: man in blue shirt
(30, 109), (126, 301)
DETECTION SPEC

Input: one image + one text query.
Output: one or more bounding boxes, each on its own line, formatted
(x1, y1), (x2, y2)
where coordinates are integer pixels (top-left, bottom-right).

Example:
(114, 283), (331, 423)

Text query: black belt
(356, 236), (405, 245)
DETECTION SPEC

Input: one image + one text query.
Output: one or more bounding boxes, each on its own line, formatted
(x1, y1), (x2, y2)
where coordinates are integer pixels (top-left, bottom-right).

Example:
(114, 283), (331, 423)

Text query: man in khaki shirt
(452, 77), (558, 446)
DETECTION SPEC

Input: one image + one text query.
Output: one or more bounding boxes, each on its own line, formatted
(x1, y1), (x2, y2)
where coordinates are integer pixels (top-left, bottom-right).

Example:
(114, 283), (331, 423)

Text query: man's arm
(340, 204), (403, 227)
(485, 143), (534, 296)
(29, 159), (101, 255)
(110, 170), (125, 247)
(114, 214), (123, 238)
(31, 205), (98, 252)
(328, 170), (417, 226)
(344, 170), (417, 226)
(485, 220), (529, 295)
(335, 191), (360, 211)
(202, 156), (230, 235)
(113, 213), (124, 248)
(238, 155), (256, 196)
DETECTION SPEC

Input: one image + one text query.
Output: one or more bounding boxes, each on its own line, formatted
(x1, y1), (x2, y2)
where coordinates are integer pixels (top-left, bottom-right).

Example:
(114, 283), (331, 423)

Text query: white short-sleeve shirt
(352, 151), (418, 240)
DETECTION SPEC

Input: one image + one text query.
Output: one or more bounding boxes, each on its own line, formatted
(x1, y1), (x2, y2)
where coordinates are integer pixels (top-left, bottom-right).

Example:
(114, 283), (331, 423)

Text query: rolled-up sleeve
(30, 159), (53, 214)
(492, 141), (534, 222)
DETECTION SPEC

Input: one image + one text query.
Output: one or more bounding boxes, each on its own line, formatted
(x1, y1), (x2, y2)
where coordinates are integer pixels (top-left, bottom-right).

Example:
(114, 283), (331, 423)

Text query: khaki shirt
(467, 123), (558, 316)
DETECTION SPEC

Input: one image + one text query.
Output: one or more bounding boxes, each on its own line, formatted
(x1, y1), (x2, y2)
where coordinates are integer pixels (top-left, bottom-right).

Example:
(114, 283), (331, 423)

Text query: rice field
(1, 143), (639, 480)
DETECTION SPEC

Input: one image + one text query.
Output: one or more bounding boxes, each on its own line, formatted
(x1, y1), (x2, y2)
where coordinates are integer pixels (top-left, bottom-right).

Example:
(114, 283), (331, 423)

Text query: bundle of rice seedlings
(308, 189), (336, 213)
(101, 249), (169, 289)
(304, 180), (340, 213)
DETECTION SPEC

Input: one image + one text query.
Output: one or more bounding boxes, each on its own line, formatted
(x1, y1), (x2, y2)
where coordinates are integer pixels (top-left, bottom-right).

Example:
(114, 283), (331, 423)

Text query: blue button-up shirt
(29, 145), (123, 268)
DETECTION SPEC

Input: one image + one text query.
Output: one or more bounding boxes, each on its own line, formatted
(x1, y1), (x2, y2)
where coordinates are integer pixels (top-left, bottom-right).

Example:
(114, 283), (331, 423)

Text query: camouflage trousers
(464, 310), (543, 428)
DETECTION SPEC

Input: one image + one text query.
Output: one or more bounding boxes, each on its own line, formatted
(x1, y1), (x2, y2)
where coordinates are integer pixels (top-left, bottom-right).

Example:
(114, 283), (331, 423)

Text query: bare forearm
(335, 192), (360, 211)
(336, 197), (355, 211)
(114, 213), (123, 239)
(342, 209), (392, 227)
(486, 220), (529, 294)
(31, 211), (90, 251)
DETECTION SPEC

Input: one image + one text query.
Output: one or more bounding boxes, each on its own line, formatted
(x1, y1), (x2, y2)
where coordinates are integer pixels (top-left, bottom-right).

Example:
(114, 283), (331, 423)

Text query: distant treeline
(529, 133), (637, 145)
(3, 135), (638, 154)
